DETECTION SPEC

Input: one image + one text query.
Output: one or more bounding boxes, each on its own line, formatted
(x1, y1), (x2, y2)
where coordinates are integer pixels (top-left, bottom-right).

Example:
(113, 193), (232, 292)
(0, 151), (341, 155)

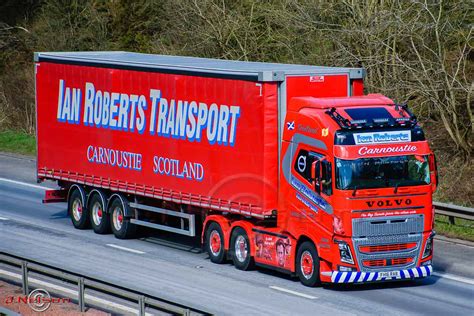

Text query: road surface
(0, 153), (473, 315)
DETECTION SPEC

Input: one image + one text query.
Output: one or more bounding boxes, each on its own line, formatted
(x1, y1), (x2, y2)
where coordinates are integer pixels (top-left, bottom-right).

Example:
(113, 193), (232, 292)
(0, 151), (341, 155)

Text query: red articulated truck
(35, 52), (437, 286)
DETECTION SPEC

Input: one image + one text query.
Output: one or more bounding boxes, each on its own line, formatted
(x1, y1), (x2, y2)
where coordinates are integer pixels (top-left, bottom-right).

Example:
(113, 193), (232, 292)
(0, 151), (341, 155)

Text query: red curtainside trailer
(36, 52), (436, 286)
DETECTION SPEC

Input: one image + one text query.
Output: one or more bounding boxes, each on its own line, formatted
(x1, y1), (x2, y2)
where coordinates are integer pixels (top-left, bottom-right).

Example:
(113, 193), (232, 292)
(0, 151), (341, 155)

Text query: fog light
(421, 260), (432, 266)
(338, 265), (356, 272)
(334, 239), (354, 264)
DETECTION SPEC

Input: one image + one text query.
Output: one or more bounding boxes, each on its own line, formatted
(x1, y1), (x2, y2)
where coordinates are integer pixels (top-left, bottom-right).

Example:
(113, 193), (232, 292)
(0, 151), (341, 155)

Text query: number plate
(379, 271), (401, 279)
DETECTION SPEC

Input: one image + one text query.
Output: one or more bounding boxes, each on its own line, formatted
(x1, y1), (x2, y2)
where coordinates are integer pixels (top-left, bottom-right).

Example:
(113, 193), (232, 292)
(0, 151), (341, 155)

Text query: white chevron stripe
(348, 273), (357, 283)
(330, 265), (433, 283)
(413, 268), (419, 278)
(339, 272), (348, 283)
(421, 266), (427, 277)
(367, 272), (376, 281)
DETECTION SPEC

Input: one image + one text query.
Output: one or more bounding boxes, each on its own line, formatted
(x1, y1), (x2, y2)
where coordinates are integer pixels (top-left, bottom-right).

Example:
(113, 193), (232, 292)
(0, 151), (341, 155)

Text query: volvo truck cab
(281, 94), (436, 285)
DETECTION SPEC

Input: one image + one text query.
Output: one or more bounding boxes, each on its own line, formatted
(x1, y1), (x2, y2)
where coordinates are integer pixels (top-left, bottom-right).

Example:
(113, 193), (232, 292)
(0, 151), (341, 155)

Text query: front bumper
(329, 265), (432, 283)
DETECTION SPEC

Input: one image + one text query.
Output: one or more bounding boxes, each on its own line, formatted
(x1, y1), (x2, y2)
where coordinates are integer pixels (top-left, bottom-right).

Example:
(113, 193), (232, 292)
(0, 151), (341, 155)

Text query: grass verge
(435, 215), (474, 242)
(0, 130), (36, 156)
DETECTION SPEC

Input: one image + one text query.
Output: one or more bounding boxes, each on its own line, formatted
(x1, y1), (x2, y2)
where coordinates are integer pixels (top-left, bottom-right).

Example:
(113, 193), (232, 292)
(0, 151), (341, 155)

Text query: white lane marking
(0, 216), (9, 220)
(106, 244), (145, 254)
(433, 272), (474, 285)
(0, 177), (48, 191)
(269, 286), (317, 300)
(0, 269), (153, 315)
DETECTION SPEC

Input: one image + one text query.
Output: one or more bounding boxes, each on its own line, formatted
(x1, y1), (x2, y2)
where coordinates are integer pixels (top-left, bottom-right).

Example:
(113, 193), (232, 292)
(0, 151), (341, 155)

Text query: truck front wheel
(68, 186), (89, 229)
(231, 227), (255, 270)
(205, 222), (226, 264)
(296, 241), (321, 287)
(109, 196), (136, 239)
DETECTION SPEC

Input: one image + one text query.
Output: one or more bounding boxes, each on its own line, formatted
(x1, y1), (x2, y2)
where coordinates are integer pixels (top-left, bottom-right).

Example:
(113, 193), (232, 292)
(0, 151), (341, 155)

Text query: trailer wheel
(68, 186), (89, 229)
(89, 191), (111, 234)
(109, 196), (136, 239)
(231, 227), (255, 270)
(205, 222), (226, 264)
(296, 241), (320, 287)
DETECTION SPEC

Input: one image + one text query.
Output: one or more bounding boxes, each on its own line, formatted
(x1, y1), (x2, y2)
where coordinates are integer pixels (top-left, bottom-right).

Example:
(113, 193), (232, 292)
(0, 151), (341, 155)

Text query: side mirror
(429, 153), (438, 192)
(311, 160), (321, 194)
(322, 160), (332, 196)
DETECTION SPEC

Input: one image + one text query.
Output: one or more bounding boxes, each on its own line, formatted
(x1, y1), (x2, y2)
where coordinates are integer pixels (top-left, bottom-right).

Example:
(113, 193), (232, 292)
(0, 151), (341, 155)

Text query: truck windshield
(335, 155), (430, 190)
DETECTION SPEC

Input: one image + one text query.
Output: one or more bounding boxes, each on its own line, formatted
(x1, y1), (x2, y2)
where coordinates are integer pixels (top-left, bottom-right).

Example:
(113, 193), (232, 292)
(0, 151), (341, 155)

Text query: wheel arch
(229, 220), (256, 257)
(296, 235), (319, 260)
(202, 215), (231, 248)
(87, 188), (108, 212)
(67, 184), (86, 214)
(108, 193), (134, 217)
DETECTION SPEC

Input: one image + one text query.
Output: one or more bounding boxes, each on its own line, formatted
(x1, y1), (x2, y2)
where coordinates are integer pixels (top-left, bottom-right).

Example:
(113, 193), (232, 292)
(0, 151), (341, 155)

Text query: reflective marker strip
(330, 265), (433, 283)
(413, 268), (419, 278)
(348, 273), (357, 283)
(339, 272), (348, 283)
(363, 273), (370, 282)
(420, 267), (427, 277)
(428, 266), (433, 274)
(368, 272), (376, 281)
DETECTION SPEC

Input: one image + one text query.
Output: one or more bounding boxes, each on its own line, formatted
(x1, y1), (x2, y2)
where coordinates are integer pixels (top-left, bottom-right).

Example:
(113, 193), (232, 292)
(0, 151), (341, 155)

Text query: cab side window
(294, 150), (332, 196)
(294, 150), (321, 182)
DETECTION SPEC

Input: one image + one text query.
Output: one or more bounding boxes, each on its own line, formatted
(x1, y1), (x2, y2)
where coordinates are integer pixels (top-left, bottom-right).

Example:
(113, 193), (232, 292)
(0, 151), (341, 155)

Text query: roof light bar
(325, 105), (417, 130)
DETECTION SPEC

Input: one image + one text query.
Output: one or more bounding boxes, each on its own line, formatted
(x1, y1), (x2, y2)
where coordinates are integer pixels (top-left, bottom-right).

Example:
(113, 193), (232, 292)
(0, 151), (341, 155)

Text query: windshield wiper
(352, 186), (358, 197)
(394, 182), (400, 194)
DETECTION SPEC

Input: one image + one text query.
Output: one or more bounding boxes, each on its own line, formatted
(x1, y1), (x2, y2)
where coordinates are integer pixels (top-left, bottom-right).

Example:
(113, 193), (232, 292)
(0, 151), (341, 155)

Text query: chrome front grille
(352, 214), (424, 272)
(352, 215), (424, 237)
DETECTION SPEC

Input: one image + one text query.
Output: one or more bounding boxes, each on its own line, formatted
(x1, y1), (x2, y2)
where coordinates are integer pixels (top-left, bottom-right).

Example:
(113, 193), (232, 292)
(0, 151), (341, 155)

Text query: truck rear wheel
(109, 196), (136, 239)
(205, 222), (226, 264)
(231, 227), (255, 270)
(89, 191), (111, 234)
(296, 241), (320, 287)
(68, 186), (89, 229)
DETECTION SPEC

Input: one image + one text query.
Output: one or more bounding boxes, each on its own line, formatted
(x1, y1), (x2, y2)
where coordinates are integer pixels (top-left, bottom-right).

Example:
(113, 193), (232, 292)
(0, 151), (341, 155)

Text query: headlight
(422, 233), (435, 259)
(335, 239), (354, 264)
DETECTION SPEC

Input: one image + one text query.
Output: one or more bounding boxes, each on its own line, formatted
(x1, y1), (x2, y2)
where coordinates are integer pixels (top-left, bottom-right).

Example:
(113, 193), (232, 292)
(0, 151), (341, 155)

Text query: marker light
(333, 216), (345, 235)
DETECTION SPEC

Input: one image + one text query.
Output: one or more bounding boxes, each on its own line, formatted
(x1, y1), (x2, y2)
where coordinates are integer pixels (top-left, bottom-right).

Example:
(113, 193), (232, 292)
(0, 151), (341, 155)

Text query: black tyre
(231, 227), (255, 270)
(68, 186), (90, 229)
(296, 241), (320, 287)
(109, 196), (136, 239)
(205, 222), (226, 264)
(89, 191), (111, 234)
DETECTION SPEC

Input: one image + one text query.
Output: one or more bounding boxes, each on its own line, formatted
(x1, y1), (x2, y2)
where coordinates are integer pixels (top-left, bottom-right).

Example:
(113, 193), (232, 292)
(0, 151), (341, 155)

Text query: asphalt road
(0, 153), (473, 315)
